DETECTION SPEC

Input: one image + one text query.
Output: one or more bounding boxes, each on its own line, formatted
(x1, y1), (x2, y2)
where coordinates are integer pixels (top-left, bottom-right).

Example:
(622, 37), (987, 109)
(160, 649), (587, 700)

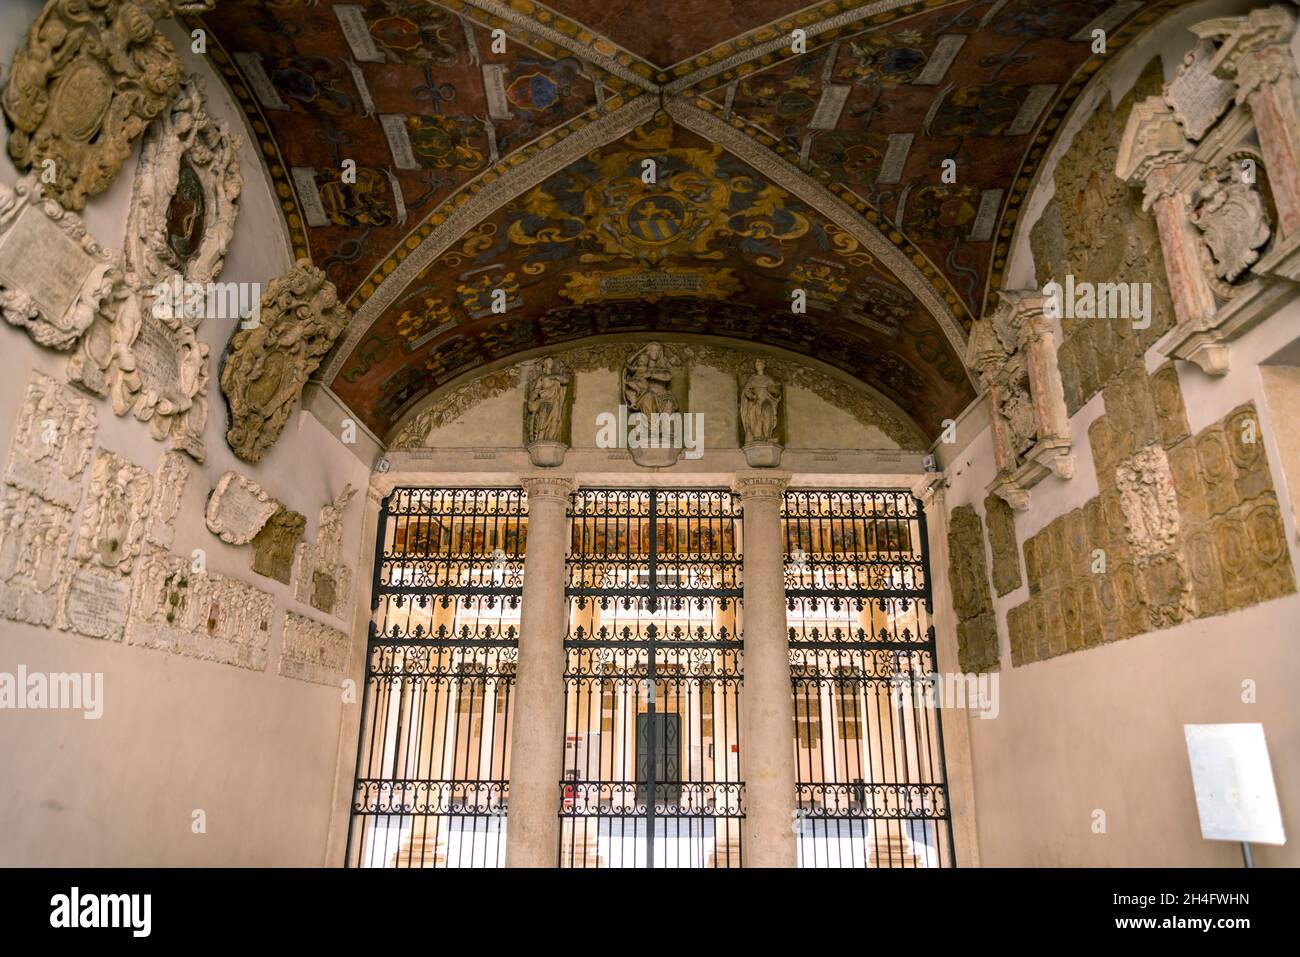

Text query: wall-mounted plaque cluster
(1008, 362), (1294, 665)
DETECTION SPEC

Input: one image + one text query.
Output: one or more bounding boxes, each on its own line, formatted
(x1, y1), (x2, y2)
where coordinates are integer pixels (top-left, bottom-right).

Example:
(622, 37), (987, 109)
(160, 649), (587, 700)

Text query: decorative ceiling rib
(196, 0), (1182, 443)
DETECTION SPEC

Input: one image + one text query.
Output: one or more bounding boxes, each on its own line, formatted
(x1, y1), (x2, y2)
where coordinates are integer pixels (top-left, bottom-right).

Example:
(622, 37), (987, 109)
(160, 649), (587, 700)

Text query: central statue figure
(623, 342), (678, 415)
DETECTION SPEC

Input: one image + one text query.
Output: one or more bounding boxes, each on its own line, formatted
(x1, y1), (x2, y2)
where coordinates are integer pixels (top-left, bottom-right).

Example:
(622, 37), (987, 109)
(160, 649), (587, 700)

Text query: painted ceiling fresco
(330, 115), (971, 437)
(541, 1), (812, 67)
(199, 0), (604, 296)
(197, 0), (1185, 442)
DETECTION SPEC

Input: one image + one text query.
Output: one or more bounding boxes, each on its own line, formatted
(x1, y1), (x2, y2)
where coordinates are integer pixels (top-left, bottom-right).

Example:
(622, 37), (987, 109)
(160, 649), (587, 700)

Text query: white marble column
(505, 476), (574, 867)
(735, 475), (798, 867)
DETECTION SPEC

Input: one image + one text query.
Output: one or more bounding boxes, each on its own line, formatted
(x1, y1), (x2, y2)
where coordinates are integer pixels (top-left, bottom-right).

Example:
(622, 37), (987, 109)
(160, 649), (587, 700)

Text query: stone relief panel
(1009, 358), (1295, 666)
(1, 0), (214, 211)
(278, 611), (351, 686)
(293, 484), (357, 621)
(4, 372), (97, 509)
(947, 504), (998, 673)
(70, 74), (243, 461)
(1115, 7), (1300, 375)
(250, 508), (305, 585)
(74, 449), (153, 574)
(205, 471), (280, 545)
(220, 260), (349, 464)
(125, 549), (273, 671)
(145, 451), (190, 551)
(0, 485), (72, 628)
(0, 177), (116, 350)
(1033, 59), (1175, 415)
(983, 492), (1022, 598)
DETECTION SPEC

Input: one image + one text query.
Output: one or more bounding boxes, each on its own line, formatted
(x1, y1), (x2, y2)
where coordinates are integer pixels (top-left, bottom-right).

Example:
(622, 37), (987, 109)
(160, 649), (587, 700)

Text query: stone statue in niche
(1189, 167), (1271, 283)
(524, 357), (570, 467)
(622, 341), (682, 467)
(997, 379), (1037, 460)
(623, 341), (678, 416)
(740, 359), (783, 468)
(1, 0), (214, 211)
(219, 260), (349, 464)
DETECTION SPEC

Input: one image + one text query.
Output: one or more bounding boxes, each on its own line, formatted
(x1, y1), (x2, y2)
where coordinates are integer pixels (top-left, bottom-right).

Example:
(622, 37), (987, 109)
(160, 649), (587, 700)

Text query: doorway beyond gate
(559, 488), (745, 868)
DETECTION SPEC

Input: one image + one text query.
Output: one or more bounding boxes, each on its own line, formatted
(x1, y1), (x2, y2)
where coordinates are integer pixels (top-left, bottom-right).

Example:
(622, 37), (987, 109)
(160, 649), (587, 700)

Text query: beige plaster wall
(0, 7), (371, 865)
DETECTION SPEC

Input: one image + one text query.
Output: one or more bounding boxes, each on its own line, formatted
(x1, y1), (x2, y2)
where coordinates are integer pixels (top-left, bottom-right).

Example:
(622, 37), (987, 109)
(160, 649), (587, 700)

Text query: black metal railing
(784, 489), (956, 868)
(346, 487), (525, 867)
(559, 489), (745, 867)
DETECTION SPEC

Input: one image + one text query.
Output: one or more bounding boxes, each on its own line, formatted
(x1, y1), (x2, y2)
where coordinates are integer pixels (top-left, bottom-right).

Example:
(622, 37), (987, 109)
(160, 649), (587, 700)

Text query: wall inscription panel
(278, 612), (351, 685)
(984, 492), (1023, 597)
(125, 550), (273, 671)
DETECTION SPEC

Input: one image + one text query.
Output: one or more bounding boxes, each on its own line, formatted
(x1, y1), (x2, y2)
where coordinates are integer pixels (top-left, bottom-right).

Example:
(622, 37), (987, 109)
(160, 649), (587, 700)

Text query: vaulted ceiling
(194, 0), (1184, 441)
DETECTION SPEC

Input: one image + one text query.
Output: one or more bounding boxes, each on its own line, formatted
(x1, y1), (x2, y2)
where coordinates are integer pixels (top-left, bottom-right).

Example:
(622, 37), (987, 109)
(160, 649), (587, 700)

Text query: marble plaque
(279, 611), (352, 685)
(58, 566), (131, 640)
(0, 484), (71, 627)
(0, 204), (97, 325)
(132, 311), (185, 406)
(5, 373), (97, 509)
(1164, 40), (1235, 141)
(146, 452), (190, 550)
(205, 472), (280, 545)
(126, 549), (273, 671)
(76, 449), (153, 574)
(250, 508), (305, 584)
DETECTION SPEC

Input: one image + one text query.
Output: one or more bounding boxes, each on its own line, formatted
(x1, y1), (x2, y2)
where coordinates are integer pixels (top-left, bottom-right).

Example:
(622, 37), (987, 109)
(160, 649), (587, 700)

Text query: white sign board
(1184, 723), (1286, 845)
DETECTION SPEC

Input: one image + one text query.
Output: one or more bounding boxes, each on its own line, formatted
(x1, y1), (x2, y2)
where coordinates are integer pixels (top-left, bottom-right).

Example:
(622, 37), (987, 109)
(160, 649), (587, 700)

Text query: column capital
(1116, 96), (1194, 205)
(733, 474), (790, 502)
(1202, 5), (1297, 100)
(520, 475), (575, 504)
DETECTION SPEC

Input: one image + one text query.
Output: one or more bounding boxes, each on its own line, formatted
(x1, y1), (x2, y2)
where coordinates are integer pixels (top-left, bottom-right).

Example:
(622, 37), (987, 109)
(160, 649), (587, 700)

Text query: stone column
(1116, 98), (1217, 327)
(735, 475), (797, 868)
(505, 475), (574, 867)
(1213, 6), (1300, 237)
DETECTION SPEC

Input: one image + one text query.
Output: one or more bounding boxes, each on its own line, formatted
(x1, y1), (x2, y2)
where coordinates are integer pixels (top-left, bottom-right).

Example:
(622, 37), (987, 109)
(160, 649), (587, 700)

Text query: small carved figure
(525, 357), (570, 444)
(623, 342), (677, 416)
(740, 359), (781, 444)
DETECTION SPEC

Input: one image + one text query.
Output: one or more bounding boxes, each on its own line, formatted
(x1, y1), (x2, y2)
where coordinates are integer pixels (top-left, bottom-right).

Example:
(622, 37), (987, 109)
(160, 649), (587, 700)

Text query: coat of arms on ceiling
(504, 119), (811, 299)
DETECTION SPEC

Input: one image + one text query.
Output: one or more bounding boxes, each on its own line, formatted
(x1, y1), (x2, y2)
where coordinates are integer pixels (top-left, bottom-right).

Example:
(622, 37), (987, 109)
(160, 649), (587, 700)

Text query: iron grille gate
(346, 487), (525, 868)
(560, 489), (744, 868)
(784, 490), (956, 867)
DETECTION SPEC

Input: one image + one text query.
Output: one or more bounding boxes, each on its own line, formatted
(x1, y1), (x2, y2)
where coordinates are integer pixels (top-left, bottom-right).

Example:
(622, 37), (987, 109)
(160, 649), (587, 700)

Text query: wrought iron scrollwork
(784, 489), (955, 868)
(560, 488), (745, 868)
(346, 487), (525, 868)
